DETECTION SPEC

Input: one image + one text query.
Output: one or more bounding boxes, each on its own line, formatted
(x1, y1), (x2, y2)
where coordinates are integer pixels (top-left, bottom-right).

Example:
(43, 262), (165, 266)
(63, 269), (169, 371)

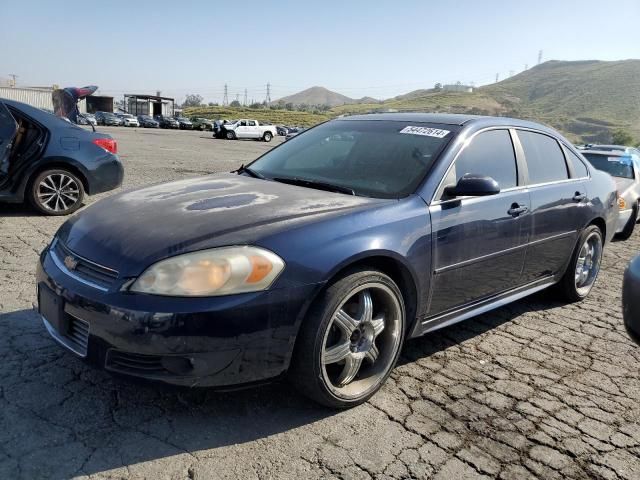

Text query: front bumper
(616, 209), (633, 233)
(36, 245), (316, 387)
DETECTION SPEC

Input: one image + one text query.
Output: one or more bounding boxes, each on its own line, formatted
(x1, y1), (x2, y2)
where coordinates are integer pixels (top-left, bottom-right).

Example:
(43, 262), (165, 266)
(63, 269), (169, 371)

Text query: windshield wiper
(234, 164), (265, 179)
(272, 177), (355, 196)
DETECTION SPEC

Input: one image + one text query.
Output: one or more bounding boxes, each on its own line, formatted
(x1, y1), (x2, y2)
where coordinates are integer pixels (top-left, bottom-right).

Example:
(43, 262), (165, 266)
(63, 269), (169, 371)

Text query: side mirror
(444, 174), (500, 198)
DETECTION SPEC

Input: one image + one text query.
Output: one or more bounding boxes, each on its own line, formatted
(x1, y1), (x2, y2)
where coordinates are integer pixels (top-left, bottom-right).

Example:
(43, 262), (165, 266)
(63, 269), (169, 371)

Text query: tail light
(92, 138), (117, 154)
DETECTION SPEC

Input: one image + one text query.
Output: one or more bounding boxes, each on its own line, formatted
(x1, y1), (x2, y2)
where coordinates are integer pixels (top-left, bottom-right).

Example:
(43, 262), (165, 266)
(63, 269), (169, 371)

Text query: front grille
(51, 240), (118, 290)
(106, 350), (167, 375)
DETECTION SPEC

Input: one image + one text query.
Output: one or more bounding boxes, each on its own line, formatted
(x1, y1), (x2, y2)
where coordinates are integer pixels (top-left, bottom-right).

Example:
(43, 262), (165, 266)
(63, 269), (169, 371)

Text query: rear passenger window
(564, 147), (589, 178)
(453, 129), (517, 189)
(518, 131), (568, 184)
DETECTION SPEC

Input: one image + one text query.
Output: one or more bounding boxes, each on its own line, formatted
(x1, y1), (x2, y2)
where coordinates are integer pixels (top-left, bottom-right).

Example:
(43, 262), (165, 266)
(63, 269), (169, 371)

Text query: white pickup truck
(222, 119), (277, 142)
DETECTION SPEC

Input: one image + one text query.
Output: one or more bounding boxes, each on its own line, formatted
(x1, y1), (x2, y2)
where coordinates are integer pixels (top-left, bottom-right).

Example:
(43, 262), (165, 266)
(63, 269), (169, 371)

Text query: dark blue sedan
(37, 113), (617, 407)
(0, 99), (123, 215)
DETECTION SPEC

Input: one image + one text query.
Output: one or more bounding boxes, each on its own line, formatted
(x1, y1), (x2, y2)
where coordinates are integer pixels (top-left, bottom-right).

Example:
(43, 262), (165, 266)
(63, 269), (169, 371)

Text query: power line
(265, 82), (271, 104)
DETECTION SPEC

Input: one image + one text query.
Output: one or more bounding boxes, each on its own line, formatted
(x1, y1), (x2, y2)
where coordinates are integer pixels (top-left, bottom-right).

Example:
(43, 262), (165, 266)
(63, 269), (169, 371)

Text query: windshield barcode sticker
(399, 126), (450, 138)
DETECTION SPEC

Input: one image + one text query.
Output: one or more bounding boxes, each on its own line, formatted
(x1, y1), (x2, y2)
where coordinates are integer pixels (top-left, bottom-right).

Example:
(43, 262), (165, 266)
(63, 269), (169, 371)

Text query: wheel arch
(304, 252), (421, 340)
(22, 159), (90, 199)
(588, 216), (607, 240)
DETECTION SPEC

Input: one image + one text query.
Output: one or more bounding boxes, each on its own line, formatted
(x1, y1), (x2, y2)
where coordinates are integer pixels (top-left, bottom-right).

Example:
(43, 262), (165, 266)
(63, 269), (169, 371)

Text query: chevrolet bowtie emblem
(64, 255), (79, 270)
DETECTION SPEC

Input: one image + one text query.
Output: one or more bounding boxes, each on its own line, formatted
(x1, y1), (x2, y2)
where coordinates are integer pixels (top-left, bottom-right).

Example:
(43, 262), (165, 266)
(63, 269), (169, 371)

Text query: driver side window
(442, 129), (517, 198)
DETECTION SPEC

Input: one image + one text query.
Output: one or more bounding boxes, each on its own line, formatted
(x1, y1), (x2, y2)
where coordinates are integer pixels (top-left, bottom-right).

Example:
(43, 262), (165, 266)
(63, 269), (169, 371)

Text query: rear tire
(29, 168), (85, 216)
(557, 225), (603, 302)
(263, 132), (273, 142)
(616, 206), (637, 240)
(289, 268), (405, 408)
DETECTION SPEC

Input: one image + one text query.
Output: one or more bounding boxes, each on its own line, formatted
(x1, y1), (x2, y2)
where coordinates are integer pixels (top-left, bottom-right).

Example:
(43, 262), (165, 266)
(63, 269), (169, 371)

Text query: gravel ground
(1, 127), (639, 480)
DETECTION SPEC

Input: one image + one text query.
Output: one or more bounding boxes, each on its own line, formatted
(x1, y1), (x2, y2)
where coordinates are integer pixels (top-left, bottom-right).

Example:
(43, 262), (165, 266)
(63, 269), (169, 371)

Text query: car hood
(57, 173), (387, 276)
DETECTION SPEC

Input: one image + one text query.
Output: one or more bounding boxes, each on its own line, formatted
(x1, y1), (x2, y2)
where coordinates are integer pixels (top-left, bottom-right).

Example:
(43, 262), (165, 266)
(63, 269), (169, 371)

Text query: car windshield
(250, 120), (457, 198)
(583, 153), (634, 179)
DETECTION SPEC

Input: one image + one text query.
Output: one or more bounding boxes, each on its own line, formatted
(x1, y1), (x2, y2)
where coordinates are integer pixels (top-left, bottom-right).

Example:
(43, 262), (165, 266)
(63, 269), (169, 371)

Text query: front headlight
(130, 246), (285, 297)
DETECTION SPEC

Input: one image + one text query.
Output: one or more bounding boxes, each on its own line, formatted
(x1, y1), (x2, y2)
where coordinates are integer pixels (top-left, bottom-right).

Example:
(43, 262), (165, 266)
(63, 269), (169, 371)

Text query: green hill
(331, 60), (640, 143)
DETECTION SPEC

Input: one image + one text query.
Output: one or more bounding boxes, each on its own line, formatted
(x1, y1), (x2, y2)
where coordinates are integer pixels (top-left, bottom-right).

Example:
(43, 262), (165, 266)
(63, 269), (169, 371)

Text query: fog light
(161, 356), (195, 375)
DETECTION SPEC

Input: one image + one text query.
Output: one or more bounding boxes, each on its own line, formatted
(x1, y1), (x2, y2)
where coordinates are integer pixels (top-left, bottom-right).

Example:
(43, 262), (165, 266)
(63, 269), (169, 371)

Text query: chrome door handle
(508, 204), (529, 217)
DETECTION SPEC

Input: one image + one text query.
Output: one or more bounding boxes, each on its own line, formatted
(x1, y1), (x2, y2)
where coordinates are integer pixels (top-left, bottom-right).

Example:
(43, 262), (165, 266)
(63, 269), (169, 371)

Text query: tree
(207, 102), (218, 107)
(434, 83), (442, 91)
(284, 102), (294, 111)
(182, 94), (203, 108)
(611, 129), (634, 146)
(229, 100), (241, 107)
(249, 102), (263, 109)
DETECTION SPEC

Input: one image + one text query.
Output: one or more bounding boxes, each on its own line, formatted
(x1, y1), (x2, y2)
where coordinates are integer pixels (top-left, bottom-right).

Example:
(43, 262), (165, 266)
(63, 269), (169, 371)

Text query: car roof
(586, 144), (627, 150)
(582, 150), (624, 156)
(338, 112), (559, 132)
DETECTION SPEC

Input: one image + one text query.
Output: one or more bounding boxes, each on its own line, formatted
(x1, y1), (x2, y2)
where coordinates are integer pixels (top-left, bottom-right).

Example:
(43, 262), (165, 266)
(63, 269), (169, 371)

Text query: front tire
(29, 169), (85, 216)
(289, 269), (405, 408)
(226, 130), (236, 140)
(263, 132), (273, 142)
(557, 225), (603, 302)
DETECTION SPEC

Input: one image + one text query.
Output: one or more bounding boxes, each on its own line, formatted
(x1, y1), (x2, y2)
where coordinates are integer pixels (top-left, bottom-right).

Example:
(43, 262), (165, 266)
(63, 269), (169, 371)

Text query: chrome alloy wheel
(37, 173), (80, 212)
(321, 283), (403, 399)
(574, 231), (603, 296)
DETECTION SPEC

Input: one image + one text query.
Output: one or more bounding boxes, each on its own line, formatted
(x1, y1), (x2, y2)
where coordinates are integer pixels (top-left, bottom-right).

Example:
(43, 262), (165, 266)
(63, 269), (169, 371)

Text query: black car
(154, 115), (179, 129)
(37, 113), (617, 407)
(276, 126), (288, 136)
(0, 99), (123, 215)
(95, 111), (122, 127)
(175, 117), (193, 130)
(137, 115), (159, 128)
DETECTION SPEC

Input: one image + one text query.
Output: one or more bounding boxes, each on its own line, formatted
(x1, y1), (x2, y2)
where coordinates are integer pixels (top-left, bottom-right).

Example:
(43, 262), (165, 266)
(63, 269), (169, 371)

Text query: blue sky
(2, 0), (638, 103)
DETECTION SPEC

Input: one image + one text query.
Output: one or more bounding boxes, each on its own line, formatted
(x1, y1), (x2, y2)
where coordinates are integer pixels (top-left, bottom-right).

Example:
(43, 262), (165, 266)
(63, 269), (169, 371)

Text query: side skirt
(411, 276), (556, 338)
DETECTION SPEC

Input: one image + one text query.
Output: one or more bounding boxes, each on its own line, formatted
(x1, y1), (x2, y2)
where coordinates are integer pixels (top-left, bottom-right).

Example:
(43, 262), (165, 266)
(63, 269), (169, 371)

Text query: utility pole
(509, 70), (514, 77)
(524, 64), (528, 71)
(235, 93), (240, 104)
(538, 50), (543, 65)
(495, 73), (499, 83)
(265, 82), (271, 104)
(244, 88), (247, 106)
(8, 74), (18, 87)
(223, 84), (228, 106)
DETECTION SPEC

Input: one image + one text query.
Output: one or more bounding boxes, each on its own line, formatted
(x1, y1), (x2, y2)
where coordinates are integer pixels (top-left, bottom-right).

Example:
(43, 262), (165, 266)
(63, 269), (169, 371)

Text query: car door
(0, 102), (18, 180)
(235, 120), (249, 138)
(247, 120), (260, 138)
(515, 130), (590, 282)
(427, 129), (531, 315)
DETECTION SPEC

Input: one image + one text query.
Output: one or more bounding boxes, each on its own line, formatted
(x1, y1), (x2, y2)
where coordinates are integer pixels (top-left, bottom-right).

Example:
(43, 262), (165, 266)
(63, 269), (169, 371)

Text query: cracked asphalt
(1, 127), (639, 480)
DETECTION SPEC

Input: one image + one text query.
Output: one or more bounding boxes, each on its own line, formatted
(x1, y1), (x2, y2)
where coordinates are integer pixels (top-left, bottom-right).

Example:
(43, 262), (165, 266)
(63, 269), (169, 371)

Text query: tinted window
(583, 153), (634, 179)
(564, 148), (589, 178)
(518, 131), (568, 184)
(251, 120), (456, 198)
(453, 129), (517, 189)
